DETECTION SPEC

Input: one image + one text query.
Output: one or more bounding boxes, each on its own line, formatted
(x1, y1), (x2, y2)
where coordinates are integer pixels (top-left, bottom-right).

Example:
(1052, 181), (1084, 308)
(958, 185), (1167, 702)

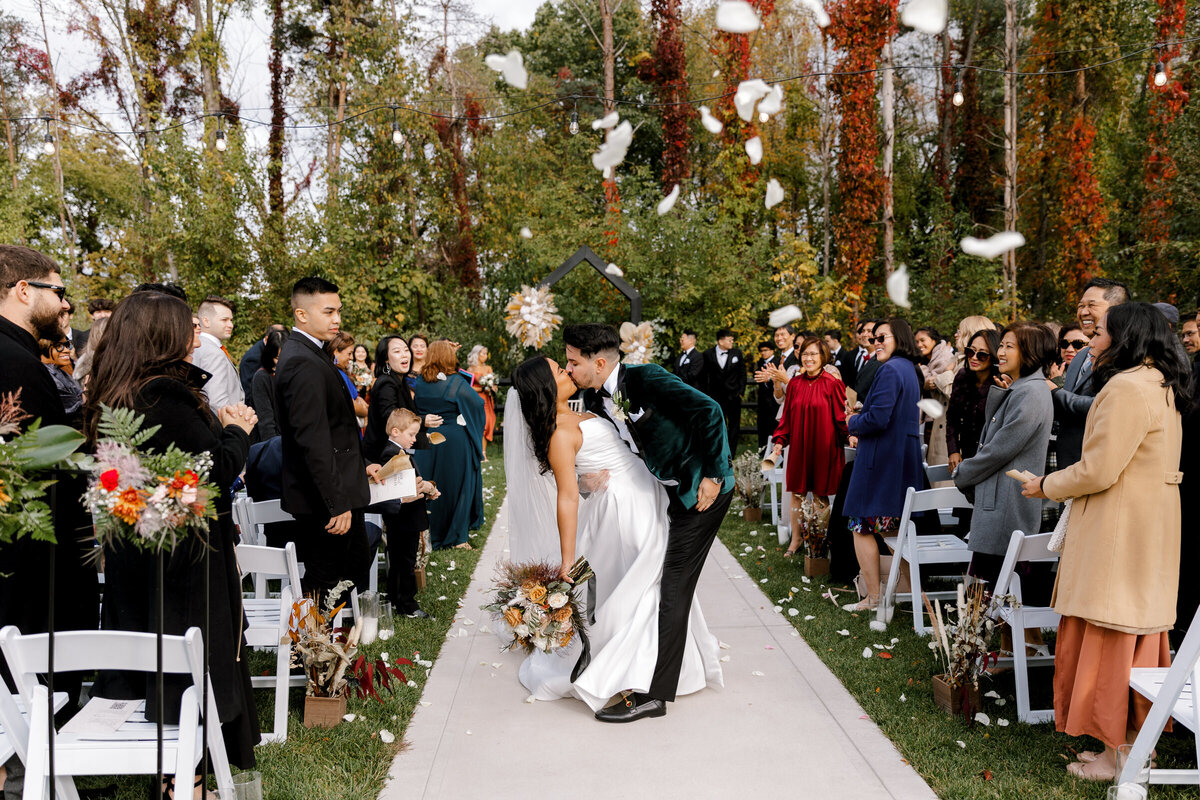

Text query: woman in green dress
(411, 340), (485, 549)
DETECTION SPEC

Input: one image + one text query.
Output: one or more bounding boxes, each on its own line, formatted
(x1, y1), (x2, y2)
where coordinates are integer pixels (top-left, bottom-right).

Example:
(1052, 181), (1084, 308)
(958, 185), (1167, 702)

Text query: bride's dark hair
(511, 356), (558, 474)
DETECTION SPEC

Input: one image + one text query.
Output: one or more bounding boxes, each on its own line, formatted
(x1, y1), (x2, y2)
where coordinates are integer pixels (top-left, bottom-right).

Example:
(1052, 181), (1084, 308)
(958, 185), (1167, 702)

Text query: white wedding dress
(513, 414), (724, 712)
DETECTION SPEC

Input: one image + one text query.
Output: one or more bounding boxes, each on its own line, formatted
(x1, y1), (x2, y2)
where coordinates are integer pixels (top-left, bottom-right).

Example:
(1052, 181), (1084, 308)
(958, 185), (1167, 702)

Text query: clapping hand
(425, 414), (444, 428)
(218, 403), (258, 434)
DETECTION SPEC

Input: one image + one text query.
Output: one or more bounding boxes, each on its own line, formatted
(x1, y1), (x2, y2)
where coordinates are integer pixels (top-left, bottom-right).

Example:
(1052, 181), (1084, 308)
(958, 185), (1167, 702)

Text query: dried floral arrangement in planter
(924, 582), (1014, 720)
(285, 580), (414, 727)
(732, 450), (766, 519)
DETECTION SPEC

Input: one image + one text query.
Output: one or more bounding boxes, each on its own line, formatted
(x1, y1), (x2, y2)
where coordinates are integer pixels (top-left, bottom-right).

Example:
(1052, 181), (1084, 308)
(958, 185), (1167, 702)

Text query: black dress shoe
(594, 693), (666, 723)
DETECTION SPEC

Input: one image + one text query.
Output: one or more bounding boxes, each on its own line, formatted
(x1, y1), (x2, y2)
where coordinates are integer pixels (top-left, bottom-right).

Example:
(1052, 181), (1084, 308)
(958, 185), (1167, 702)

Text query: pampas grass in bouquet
(483, 557), (594, 654)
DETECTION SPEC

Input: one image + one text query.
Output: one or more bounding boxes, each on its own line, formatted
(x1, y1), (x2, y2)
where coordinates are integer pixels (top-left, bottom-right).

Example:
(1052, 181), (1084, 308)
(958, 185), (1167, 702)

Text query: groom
(564, 323), (734, 722)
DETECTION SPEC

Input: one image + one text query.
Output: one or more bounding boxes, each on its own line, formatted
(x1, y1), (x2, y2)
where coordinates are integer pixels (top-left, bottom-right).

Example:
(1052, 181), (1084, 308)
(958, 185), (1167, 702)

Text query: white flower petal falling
(657, 184), (680, 215)
(519, 227), (533, 239)
(961, 231), (1026, 260)
(619, 321), (655, 364)
(767, 305), (803, 329)
(765, 178), (784, 209)
(917, 398), (945, 419)
(797, 0), (830, 27)
(699, 105), (724, 134)
(715, 0), (761, 33)
(745, 136), (763, 165)
(734, 79), (772, 122)
(887, 264), (911, 308)
(757, 84), (785, 117)
(591, 111), (619, 130)
(900, 0), (949, 34)
(591, 120), (634, 172)
(483, 50), (528, 90)
(605, 263), (624, 277)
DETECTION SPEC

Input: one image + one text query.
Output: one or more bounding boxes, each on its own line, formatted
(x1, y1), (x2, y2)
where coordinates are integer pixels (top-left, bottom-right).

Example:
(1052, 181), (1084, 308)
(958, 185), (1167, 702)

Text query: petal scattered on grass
(804, 615), (815, 621)
(957, 740), (966, 748)
(862, 647), (873, 658)
(837, 629), (850, 636)
(997, 718), (1009, 727)
(869, 620), (888, 632)
(975, 712), (991, 726)
(379, 729), (396, 744)
(788, 608), (800, 617)
(343, 713), (357, 722)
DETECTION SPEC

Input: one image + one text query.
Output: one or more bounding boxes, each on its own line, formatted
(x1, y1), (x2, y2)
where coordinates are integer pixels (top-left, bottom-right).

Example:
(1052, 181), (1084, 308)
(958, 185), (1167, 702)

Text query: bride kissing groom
(507, 323), (734, 722)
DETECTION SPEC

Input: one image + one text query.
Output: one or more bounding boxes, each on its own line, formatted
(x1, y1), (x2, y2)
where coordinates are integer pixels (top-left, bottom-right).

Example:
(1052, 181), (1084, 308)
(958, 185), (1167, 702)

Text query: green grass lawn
(79, 445), (506, 800)
(719, 496), (1200, 800)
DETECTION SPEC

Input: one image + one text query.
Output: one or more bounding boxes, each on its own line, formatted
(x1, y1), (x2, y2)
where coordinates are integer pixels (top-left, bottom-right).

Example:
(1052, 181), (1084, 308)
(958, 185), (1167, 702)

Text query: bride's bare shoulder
(552, 412), (586, 445)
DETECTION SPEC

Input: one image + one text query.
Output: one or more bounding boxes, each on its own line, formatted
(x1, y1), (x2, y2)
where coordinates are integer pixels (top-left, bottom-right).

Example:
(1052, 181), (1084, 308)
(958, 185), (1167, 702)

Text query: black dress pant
(292, 508), (368, 606)
(720, 398), (741, 452)
(648, 488), (733, 702)
(382, 514), (421, 614)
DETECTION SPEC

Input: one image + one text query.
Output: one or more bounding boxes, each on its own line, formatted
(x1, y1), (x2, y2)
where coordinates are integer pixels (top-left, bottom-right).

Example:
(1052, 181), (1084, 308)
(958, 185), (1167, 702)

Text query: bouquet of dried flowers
(732, 450), (766, 510)
(483, 558), (594, 654)
(82, 405), (217, 553)
(925, 583), (1012, 697)
(0, 390), (88, 545)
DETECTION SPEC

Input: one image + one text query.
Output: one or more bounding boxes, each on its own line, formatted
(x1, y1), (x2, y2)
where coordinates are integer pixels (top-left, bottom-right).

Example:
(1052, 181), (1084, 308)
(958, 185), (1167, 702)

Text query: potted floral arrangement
(732, 450), (766, 522)
(285, 580), (414, 728)
(796, 496), (832, 577)
(925, 583), (1008, 719)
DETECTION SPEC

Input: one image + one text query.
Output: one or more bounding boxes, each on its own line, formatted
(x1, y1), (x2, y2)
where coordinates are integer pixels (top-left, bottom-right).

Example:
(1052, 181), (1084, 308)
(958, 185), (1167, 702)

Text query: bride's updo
(511, 356), (558, 474)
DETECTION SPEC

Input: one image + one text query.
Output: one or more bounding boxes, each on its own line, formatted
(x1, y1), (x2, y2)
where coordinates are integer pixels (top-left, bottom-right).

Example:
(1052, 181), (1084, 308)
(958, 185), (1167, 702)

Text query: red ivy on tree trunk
(642, 0), (692, 190)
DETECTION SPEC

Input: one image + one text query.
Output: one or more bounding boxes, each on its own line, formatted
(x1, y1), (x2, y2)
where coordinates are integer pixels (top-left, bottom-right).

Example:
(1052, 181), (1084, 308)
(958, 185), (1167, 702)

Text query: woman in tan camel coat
(1022, 302), (1191, 782)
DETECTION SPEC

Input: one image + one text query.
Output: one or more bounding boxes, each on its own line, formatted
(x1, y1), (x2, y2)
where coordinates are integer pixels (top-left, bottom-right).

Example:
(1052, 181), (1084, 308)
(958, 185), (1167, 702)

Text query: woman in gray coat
(953, 322), (1057, 586)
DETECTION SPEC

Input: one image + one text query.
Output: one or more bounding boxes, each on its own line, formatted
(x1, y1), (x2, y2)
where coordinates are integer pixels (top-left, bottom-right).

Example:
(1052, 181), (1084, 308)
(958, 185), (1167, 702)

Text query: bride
(505, 355), (723, 713)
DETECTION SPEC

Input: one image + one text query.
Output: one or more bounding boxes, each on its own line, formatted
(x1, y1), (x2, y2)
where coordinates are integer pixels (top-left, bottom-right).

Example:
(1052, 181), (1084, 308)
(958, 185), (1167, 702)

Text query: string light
(42, 118), (56, 156)
(569, 99), (579, 136)
(1153, 52), (1167, 86)
(952, 68), (964, 107)
(214, 126), (227, 152)
(390, 106), (404, 146)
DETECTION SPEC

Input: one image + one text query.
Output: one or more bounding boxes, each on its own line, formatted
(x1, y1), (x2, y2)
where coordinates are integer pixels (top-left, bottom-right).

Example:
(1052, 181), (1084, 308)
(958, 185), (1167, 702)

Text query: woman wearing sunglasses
(1047, 324), (1088, 388)
(841, 318), (925, 611)
(946, 328), (1002, 474)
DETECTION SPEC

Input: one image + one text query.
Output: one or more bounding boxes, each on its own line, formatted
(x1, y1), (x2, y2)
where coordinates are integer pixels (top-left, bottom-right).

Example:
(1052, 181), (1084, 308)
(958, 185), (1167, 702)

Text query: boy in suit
(371, 408), (439, 619)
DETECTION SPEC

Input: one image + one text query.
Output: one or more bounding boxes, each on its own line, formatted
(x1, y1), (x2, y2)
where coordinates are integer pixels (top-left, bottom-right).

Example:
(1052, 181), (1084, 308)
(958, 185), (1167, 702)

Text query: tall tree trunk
(820, 37), (832, 276)
(599, 0), (615, 115)
(267, 0), (285, 220)
(880, 38), (895, 278)
(1002, 0), (1019, 318)
(0, 74), (20, 204)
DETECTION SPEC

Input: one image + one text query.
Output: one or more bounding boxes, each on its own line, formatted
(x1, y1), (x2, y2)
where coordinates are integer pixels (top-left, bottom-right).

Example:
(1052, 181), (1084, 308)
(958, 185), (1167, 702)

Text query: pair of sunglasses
(1060, 338), (1088, 350)
(963, 346), (991, 361)
(870, 334), (892, 344)
(6, 280), (68, 301)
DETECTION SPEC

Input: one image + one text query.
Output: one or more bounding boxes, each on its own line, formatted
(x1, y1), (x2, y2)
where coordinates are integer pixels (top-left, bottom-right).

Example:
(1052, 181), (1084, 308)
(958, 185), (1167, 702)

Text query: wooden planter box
(932, 673), (982, 718)
(804, 556), (830, 577)
(303, 694), (347, 728)
(741, 507), (763, 522)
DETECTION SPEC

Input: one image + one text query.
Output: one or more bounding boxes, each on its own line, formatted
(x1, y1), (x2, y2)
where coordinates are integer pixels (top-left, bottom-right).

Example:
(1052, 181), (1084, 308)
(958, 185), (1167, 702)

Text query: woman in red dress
(769, 337), (849, 557)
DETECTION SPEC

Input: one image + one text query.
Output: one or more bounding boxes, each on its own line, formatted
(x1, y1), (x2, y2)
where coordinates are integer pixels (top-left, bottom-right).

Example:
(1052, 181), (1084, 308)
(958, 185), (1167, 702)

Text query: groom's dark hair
(563, 323), (620, 360)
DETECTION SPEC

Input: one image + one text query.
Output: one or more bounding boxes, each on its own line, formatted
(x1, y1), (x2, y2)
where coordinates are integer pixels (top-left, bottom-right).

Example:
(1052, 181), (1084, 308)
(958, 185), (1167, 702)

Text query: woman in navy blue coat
(843, 318), (924, 611)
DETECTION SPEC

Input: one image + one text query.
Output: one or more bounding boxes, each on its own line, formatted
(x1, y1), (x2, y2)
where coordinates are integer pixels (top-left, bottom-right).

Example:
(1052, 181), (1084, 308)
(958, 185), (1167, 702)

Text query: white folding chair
(1119, 605), (1200, 786)
(0, 680), (73, 799)
(879, 485), (973, 636)
(990, 530), (1060, 723)
(236, 542), (304, 744)
(233, 497), (293, 549)
(0, 626), (234, 800)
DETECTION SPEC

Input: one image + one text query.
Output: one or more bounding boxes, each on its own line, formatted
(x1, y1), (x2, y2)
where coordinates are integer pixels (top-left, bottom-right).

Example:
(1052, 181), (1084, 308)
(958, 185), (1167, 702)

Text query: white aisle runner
(380, 501), (937, 800)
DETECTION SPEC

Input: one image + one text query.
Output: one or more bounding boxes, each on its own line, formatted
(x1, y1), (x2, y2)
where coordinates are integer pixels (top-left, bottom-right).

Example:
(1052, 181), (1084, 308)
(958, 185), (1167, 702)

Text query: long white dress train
(517, 417), (724, 711)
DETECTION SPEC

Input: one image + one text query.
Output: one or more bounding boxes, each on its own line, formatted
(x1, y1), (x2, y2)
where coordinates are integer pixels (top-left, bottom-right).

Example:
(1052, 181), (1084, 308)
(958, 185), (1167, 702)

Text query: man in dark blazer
(0, 245), (99, 709)
(1051, 277), (1128, 468)
(275, 277), (371, 602)
(753, 341), (780, 448)
(239, 323), (287, 398)
(824, 328), (856, 387)
(671, 329), (705, 390)
(703, 328), (746, 451)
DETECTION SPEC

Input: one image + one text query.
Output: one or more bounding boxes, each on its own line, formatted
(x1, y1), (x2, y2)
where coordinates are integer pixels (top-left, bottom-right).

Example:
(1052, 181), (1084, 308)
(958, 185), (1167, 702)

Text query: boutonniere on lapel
(612, 389), (631, 423)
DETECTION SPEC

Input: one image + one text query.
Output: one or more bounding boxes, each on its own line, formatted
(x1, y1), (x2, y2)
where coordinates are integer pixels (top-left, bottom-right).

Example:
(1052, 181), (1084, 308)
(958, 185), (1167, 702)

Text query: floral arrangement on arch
(0, 390), (88, 545)
(504, 285), (562, 349)
(83, 405), (217, 552)
(483, 558), (594, 654)
(619, 321), (654, 365)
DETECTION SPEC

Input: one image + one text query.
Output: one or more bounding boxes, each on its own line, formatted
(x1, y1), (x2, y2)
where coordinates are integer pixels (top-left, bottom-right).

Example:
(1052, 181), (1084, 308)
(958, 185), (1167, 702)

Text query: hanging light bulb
(1154, 59), (1167, 87)
(215, 127), (227, 152)
(41, 118), (55, 156)
(952, 70), (964, 107)
(569, 109), (579, 135)
(392, 121), (404, 146)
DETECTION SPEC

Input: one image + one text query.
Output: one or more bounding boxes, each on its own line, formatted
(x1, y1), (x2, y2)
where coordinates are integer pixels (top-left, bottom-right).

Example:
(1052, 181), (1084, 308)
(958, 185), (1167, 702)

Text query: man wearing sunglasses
(1052, 277), (1129, 468)
(0, 244), (100, 720)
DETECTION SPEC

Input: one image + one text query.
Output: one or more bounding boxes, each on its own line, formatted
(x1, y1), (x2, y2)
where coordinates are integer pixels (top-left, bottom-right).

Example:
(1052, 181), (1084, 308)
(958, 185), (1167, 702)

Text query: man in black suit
(753, 341), (779, 449)
(0, 245), (99, 711)
(275, 277), (371, 602)
(773, 324), (799, 371)
(239, 323), (288, 398)
(703, 328), (745, 451)
(824, 328), (856, 387)
(672, 329), (705, 389)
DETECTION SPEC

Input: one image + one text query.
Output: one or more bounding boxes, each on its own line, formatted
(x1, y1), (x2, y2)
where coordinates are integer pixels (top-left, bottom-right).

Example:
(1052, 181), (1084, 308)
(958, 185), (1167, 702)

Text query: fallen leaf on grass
(878, 652), (893, 659)
(980, 769), (993, 781)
